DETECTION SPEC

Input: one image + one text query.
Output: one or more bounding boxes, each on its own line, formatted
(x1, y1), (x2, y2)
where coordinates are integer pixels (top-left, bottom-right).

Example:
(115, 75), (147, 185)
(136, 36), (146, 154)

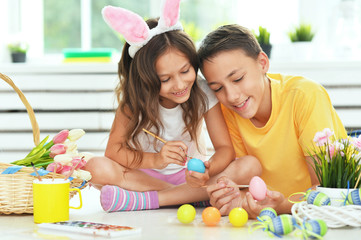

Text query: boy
(197, 24), (346, 218)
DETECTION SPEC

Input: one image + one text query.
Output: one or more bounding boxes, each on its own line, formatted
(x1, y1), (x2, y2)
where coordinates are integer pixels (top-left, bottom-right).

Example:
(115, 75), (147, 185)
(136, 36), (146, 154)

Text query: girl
(197, 24), (347, 217)
(84, 1), (261, 212)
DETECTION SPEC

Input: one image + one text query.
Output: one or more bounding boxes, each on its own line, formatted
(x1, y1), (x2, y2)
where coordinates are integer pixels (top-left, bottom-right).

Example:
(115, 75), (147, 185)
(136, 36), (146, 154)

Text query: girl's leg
(98, 155), (261, 212)
(158, 155), (261, 206)
(100, 182), (209, 212)
(84, 156), (174, 191)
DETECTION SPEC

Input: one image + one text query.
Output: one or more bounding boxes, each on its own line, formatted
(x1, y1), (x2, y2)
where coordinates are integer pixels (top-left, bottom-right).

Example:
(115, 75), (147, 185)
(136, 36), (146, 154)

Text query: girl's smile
(172, 87), (189, 97)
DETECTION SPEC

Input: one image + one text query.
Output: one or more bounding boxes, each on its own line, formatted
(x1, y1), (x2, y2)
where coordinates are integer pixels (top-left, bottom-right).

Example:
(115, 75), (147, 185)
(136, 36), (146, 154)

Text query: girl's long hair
(115, 18), (207, 167)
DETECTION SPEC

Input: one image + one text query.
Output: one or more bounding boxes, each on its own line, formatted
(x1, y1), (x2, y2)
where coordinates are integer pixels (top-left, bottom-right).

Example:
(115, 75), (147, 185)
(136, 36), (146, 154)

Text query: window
(3, 0), (361, 61)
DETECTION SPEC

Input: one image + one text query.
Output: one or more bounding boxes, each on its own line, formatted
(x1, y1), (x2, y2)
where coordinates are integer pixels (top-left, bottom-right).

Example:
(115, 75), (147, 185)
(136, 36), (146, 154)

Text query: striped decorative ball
(259, 207), (277, 222)
(347, 189), (361, 205)
(304, 219), (328, 238)
(268, 215), (296, 236)
(306, 191), (331, 206)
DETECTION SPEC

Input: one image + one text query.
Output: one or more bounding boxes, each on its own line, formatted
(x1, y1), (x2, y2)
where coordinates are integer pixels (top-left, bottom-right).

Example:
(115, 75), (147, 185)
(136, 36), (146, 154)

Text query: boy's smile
(202, 49), (271, 127)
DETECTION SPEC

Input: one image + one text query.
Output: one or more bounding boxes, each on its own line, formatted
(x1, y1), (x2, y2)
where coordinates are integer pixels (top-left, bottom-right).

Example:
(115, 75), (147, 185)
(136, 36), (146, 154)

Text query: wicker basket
(0, 73), (88, 214)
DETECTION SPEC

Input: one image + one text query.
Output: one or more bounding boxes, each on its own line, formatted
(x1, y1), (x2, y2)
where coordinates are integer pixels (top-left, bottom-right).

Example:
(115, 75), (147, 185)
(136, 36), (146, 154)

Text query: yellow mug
(33, 178), (82, 223)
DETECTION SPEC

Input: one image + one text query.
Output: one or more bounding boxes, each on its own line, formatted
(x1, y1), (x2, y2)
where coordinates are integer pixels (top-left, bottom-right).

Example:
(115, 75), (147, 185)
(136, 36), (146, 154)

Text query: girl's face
(156, 48), (196, 109)
(202, 49), (270, 125)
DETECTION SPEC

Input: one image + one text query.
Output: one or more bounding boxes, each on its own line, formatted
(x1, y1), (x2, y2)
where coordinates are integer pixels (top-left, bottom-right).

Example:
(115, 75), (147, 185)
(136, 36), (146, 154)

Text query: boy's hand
(241, 190), (286, 219)
(154, 141), (187, 169)
(185, 161), (210, 187)
(206, 176), (244, 215)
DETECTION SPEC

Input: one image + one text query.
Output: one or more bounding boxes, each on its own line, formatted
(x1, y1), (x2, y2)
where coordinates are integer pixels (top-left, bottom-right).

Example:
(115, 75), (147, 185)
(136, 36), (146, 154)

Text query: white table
(0, 187), (360, 240)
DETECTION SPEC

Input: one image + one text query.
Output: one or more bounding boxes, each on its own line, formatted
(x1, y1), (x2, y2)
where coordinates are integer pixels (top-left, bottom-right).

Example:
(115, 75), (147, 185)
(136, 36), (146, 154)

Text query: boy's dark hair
(198, 24), (262, 70)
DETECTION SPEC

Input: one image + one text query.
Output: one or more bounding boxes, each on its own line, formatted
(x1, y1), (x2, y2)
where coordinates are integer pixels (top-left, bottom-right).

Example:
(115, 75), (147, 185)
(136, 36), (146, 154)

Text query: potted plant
(288, 23), (315, 42)
(254, 26), (272, 58)
(7, 42), (29, 63)
(288, 23), (315, 60)
(308, 128), (361, 206)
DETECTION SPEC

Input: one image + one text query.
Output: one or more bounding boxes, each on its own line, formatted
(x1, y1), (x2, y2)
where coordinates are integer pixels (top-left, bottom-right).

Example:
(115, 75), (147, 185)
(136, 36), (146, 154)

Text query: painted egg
(229, 207), (248, 227)
(259, 207), (277, 223)
(202, 207), (221, 226)
(347, 189), (361, 205)
(187, 158), (205, 173)
(177, 204), (196, 224)
(268, 214), (296, 236)
(304, 219), (328, 238)
(249, 176), (267, 201)
(306, 191), (330, 206)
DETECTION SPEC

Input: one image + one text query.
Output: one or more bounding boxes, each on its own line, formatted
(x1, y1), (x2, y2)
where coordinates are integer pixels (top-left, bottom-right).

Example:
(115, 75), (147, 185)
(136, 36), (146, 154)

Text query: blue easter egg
(304, 219), (328, 238)
(306, 191), (330, 206)
(187, 158), (205, 173)
(268, 215), (296, 236)
(347, 189), (361, 205)
(259, 207), (277, 222)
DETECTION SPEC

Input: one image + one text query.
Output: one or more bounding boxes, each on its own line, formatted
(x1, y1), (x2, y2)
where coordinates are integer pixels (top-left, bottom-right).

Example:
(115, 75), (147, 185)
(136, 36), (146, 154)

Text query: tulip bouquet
(308, 128), (361, 188)
(11, 129), (92, 181)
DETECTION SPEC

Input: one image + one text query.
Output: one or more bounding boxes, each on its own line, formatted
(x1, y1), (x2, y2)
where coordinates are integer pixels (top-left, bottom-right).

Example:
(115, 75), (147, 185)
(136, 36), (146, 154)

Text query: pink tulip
(46, 162), (64, 173)
(59, 165), (73, 176)
(49, 144), (67, 158)
(53, 129), (69, 144)
(71, 157), (87, 170)
(313, 128), (333, 146)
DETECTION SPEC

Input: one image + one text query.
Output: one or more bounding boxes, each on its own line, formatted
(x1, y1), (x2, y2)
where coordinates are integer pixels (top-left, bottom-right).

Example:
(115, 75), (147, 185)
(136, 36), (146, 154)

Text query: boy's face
(202, 49), (270, 122)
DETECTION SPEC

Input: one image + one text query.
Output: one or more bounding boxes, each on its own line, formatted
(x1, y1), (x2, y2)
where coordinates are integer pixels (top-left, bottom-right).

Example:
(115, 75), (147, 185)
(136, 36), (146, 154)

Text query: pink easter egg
(249, 176), (267, 201)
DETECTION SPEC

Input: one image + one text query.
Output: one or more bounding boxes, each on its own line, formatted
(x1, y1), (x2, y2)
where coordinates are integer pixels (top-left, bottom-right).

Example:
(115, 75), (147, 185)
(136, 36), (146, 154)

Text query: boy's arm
(203, 103), (235, 176)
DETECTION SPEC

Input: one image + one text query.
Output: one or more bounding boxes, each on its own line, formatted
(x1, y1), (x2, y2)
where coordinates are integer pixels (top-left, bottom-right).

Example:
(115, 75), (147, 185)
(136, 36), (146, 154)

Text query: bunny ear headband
(102, 0), (183, 58)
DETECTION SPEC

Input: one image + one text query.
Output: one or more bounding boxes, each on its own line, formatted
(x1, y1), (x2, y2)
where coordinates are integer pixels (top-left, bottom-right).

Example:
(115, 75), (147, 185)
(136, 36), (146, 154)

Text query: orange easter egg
(202, 207), (221, 226)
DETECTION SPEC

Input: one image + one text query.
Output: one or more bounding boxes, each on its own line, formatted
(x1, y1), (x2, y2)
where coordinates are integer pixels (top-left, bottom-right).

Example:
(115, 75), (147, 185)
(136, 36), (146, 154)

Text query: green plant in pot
(288, 23), (315, 42)
(7, 42), (29, 63)
(307, 128), (361, 206)
(254, 26), (272, 58)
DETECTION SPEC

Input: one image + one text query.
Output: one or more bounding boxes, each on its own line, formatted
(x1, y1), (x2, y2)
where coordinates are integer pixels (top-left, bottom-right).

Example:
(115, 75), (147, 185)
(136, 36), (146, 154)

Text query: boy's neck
(250, 76), (272, 128)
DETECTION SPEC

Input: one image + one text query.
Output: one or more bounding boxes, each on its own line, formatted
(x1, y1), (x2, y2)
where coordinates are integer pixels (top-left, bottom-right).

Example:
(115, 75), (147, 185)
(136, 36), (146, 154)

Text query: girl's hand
(206, 176), (244, 216)
(154, 141), (188, 169)
(185, 161), (210, 188)
(241, 190), (286, 219)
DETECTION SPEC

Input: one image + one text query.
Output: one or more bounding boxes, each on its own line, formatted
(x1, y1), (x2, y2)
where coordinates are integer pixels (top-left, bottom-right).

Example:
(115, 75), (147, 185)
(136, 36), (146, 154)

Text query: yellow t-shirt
(221, 73), (347, 198)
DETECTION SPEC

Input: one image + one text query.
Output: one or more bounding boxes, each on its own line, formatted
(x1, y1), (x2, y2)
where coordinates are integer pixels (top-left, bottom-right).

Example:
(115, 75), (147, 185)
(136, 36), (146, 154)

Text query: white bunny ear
(102, 6), (150, 45)
(158, 0), (181, 29)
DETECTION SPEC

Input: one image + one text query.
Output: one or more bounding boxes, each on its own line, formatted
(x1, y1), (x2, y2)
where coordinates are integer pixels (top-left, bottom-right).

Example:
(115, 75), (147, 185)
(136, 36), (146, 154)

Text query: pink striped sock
(100, 185), (159, 212)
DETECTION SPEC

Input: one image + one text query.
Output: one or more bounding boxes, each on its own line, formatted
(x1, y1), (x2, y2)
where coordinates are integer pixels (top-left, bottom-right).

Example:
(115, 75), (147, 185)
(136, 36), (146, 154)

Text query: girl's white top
(137, 78), (218, 175)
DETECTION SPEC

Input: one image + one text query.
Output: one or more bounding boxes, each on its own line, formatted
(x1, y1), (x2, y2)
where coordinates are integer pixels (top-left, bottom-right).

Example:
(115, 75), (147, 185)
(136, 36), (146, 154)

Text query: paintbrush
(142, 128), (192, 159)
(64, 157), (82, 180)
(52, 163), (57, 181)
(31, 162), (42, 182)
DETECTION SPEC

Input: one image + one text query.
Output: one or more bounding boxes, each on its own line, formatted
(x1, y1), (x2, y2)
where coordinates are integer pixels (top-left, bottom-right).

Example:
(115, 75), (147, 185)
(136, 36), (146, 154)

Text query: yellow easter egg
(177, 204), (196, 224)
(229, 207), (248, 227)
